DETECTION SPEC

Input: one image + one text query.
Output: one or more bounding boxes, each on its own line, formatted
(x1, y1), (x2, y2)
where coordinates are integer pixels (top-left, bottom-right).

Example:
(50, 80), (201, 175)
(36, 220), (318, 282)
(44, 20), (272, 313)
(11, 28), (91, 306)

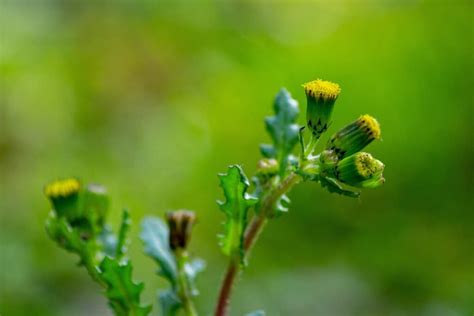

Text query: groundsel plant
(44, 79), (385, 316)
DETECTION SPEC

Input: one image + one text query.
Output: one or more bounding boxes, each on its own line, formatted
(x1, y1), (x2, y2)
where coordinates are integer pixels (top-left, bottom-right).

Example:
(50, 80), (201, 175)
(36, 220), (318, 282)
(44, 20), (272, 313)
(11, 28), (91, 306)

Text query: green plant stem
(77, 243), (107, 288)
(303, 135), (318, 158)
(176, 250), (198, 316)
(214, 172), (302, 316)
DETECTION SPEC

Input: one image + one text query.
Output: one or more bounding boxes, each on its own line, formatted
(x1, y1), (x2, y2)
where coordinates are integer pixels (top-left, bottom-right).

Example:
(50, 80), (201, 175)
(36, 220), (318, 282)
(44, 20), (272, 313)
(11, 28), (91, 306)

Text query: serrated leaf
(261, 88), (300, 176)
(159, 290), (182, 316)
(116, 209), (131, 259)
(218, 165), (258, 259)
(320, 176), (360, 198)
(140, 216), (178, 285)
(273, 194), (291, 216)
(99, 257), (152, 316)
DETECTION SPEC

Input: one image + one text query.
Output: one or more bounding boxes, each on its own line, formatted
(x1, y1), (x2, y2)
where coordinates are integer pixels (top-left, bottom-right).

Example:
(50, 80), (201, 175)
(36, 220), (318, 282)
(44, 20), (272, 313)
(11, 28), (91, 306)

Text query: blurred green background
(1, 0), (473, 315)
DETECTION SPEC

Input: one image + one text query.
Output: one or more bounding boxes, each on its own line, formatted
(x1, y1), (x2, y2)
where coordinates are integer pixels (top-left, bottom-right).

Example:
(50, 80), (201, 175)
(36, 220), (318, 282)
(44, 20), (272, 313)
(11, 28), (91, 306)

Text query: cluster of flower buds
(166, 210), (196, 251)
(44, 178), (109, 236)
(303, 79), (385, 190)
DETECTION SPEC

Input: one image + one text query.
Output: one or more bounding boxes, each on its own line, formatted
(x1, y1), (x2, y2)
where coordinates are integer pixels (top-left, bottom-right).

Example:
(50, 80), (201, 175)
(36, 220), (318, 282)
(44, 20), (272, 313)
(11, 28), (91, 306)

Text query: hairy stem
(214, 172), (302, 316)
(177, 250), (198, 316)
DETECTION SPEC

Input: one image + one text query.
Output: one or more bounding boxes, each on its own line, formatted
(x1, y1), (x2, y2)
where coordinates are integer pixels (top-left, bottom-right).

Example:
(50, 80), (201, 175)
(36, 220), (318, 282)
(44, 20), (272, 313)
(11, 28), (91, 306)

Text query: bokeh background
(1, 0), (473, 315)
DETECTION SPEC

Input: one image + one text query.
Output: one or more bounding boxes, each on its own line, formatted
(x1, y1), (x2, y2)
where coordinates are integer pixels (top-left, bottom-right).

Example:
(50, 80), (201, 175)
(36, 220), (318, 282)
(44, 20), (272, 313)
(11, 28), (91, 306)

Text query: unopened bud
(256, 158), (279, 177)
(82, 184), (109, 229)
(318, 150), (339, 177)
(44, 178), (81, 219)
(166, 210), (196, 251)
(303, 79), (341, 139)
(335, 152), (385, 188)
(327, 114), (381, 159)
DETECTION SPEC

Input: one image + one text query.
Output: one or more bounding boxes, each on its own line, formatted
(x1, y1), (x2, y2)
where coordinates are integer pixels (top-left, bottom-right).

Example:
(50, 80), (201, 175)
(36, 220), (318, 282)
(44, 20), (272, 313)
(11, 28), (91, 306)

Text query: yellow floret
(355, 153), (384, 178)
(358, 114), (381, 139)
(45, 178), (80, 198)
(303, 79), (341, 101)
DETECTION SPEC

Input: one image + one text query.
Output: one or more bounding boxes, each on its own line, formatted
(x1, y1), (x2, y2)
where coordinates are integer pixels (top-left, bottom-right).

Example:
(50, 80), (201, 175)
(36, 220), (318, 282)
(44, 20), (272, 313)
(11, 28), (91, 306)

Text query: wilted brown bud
(166, 210), (196, 250)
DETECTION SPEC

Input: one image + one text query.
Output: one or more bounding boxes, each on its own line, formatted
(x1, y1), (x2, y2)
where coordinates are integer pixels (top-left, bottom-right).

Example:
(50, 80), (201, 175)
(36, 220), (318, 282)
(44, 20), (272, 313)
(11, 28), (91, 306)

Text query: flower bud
(318, 150), (339, 177)
(166, 210), (196, 251)
(303, 79), (341, 139)
(256, 158), (279, 178)
(82, 184), (109, 228)
(44, 178), (81, 219)
(335, 152), (385, 188)
(327, 114), (381, 158)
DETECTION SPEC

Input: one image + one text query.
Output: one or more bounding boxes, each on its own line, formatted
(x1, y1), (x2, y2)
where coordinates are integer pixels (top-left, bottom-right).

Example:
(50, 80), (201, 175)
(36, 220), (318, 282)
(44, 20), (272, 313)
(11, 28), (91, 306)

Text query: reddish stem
(214, 259), (239, 316)
(214, 173), (301, 316)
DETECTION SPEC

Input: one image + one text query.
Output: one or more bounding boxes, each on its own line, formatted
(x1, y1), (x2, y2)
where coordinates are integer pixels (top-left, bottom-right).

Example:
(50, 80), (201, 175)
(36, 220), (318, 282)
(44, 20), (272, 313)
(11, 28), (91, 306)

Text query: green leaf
(159, 290), (182, 316)
(45, 213), (83, 253)
(116, 209), (131, 259)
(218, 165), (258, 259)
(274, 194), (291, 216)
(320, 176), (360, 198)
(140, 216), (178, 285)
(260, 88), (300, 176)
(99, 257), (152, 316)
(184, 258), (205, 296)
(99, 225), (118, 257)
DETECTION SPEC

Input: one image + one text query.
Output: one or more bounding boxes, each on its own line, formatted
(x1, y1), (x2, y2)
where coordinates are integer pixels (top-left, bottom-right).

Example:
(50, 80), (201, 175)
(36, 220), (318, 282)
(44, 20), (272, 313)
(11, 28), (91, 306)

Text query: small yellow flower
(358, 114), (381, 140)
(44, 178), (81, 198)
(336, 152), (385, 188)
(303, 79), (341, 138)
(303, 79), (341, 102)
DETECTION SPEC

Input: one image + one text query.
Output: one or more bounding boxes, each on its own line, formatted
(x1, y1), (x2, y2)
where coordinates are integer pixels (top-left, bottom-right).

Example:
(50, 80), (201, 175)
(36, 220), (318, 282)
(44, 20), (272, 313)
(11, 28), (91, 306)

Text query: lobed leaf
(260, 88), (300, 176)
(140, 216), (178, 285)
(99, 257), (152, 316)
(159, 290), (182, 316)
(184, 258), (206, 296)
(218, 165), (258, 259)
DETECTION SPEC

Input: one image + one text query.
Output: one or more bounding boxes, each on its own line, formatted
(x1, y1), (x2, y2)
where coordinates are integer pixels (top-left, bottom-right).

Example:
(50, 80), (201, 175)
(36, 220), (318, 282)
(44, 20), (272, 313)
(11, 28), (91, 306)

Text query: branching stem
(214, 172), (302, 316)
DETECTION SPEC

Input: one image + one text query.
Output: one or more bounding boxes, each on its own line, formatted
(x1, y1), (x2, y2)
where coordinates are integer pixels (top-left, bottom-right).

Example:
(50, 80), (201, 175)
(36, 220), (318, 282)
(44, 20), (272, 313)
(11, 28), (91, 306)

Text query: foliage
(43, 80), (385, 316)
(44, 184), (151, 315)
(140, 216), (204, 316)
(217, 165), (258, 261)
